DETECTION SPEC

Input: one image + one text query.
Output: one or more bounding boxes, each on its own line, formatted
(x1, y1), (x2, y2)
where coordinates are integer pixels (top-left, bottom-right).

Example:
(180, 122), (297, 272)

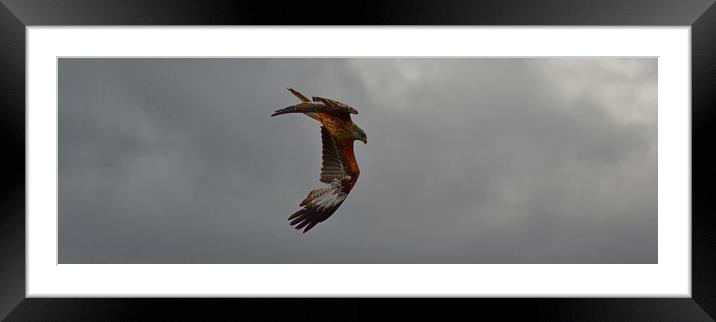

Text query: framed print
(1, 0), (715, 320)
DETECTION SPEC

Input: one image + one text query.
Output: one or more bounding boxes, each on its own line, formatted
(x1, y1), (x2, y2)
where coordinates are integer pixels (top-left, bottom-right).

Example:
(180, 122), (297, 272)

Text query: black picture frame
(1, 0), (715, 320)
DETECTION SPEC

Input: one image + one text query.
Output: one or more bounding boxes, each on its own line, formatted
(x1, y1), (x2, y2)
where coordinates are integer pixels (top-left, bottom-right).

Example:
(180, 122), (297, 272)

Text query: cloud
(58, 58), (657, 263)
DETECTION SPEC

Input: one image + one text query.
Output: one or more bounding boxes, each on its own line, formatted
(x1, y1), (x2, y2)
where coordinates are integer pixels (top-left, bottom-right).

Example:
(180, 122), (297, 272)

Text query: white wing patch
(301, 182), (347, 211)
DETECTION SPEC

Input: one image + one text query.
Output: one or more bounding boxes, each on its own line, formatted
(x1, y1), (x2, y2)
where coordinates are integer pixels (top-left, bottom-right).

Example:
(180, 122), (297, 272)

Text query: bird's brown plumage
(271, 88), (365, 233)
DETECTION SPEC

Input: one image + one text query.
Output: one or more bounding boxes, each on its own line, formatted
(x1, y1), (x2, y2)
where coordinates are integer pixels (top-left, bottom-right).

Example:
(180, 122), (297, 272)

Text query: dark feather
(312, 96), (358, 114)
(288, 88), (311, 102)
(271, 102), (347, 117)
(287, 201), (344, 233)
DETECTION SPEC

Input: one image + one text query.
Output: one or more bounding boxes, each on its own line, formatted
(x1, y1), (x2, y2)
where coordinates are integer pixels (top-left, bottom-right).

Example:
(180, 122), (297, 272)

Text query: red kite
(271, 88), (367, 233)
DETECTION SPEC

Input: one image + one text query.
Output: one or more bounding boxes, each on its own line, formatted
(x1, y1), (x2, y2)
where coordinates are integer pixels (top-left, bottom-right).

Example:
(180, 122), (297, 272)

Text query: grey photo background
(58, 58), (657, 263)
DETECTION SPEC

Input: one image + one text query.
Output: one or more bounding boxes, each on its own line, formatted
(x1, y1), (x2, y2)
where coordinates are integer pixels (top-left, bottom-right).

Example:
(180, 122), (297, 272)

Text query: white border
(27, 27), (690, 297)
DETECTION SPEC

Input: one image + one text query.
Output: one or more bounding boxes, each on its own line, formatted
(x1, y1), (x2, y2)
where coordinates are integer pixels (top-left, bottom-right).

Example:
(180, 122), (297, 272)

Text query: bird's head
(353, 125), (367, 144)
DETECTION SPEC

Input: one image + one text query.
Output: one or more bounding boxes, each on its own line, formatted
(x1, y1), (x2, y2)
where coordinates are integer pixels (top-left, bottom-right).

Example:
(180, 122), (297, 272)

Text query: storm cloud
(58, 58), (657, 263)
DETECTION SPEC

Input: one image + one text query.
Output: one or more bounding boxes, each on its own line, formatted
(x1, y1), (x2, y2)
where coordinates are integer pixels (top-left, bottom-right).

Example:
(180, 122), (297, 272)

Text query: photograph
(57, 57), (657, 264)
(3, 0), (714, 319)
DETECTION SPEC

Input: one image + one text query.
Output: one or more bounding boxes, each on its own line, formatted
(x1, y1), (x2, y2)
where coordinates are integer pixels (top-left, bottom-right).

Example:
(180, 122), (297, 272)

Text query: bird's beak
(361, 137), (367, 144)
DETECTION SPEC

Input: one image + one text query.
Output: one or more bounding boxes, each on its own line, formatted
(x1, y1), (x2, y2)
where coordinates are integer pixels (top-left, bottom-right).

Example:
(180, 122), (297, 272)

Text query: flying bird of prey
(271, 88), (367, 233)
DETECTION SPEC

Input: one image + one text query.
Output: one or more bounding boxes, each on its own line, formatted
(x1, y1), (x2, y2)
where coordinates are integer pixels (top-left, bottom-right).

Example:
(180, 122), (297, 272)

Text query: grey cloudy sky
(58, 58), (657, 264)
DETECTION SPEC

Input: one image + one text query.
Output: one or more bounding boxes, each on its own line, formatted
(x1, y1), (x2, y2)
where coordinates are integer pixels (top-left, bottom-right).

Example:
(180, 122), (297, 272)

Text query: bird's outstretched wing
(271, 89), (359, 118)
(312, 96), (359, 115)
(270, 101), (349, 117)
(288, 126), (359, 233)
